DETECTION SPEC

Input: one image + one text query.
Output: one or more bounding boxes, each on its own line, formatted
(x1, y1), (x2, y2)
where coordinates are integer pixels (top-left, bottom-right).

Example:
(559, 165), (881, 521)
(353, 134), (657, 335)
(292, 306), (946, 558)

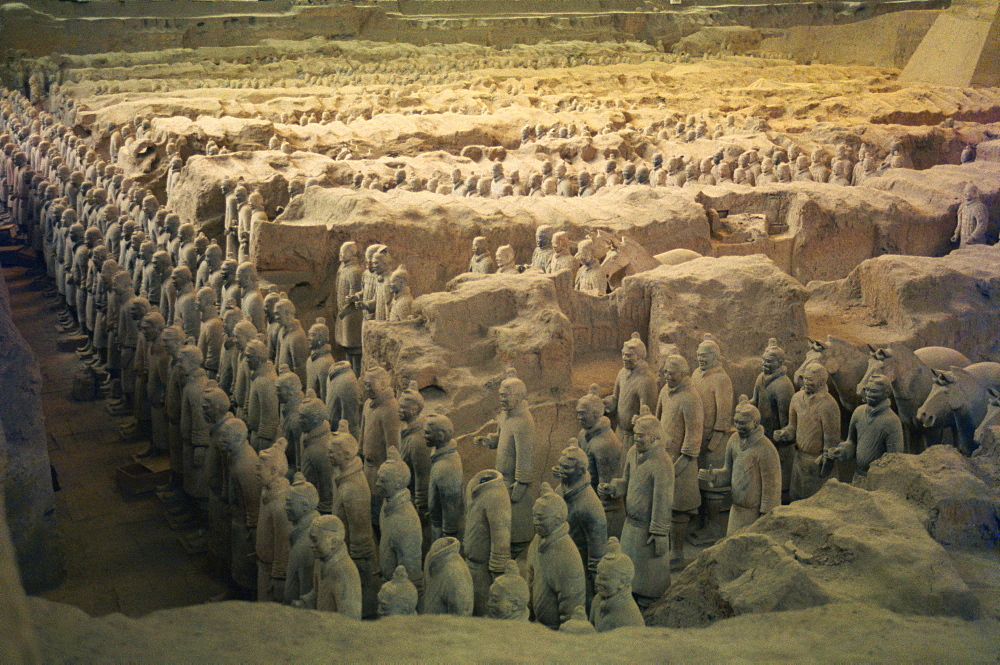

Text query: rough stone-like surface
(806, 244), (1000, 362)
(263, 184), (710, 298)
(0, 458), (41, 664)
(647, 481), (981, 628)
(615, 255), (808, 396)
(0, 266), (62, 594)
(364, 272), (573, 430)
(858, 446), (1000, 549)
(899, 0), (1000, 87)
(26, 595), (1000, 662)
(167, 151), (342, 239)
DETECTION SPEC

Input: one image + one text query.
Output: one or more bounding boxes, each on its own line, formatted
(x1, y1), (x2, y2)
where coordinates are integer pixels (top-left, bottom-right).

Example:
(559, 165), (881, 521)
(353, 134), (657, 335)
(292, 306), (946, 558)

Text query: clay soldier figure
(275, 365), (305, 469)
(378, 566), (419, 617)
(598, 405), (674, 611)
(576, 384), (624, 538)
(196, 243), (223, 291)
(700, 397), (782, 534)
(690, 334), (733, 470)
(162, 325), (187, 482)
(422, 536), (475, 616)
(202, 381), (236, 573)
(326, 359), (361, 442)
(656, 354), (704, 569)
(334, 241), (364, 375)
(353, 244), (382, 323)
(574, 239), (608, 296)
(218, 418), (259, 598)
(283, 473), (320, 605)
(397, 382), (431, 520)
(546, 231), (578, 276)
(171, 266), (199, 340)
(524, 482), (586, 629)
(773, 363), (840, 500)
(217, 307), (244, 396)
(751, 338), (796, 499)
(376, 447), (424, 596)
(215, 259), (240, 314)
(179, 344), (212, 512)
(196, 287), (224, 379)
(142, 250), (171, 312)
(468, 236), (495, 274)
(327, 420), (381, 619)
(474, 369), (536, 555)
(263, 291), (282, 360)
(495, 245), (519, 275)
(139, 311), (169, 458)
(293, 515), (363, 618)
(487, 561), (530, 621)
(297, 391), (334, 514)
(425, 412), (464, 541)
(256, 438), (292, 602)
(952, 183), (990, 248)
(529, 225), (554, 272)
(605, 333), (659, 452)
(589, 537), (645, 632)
(552, 442), (607, 607)
(276, 297), (309, 389)
(306, 318), (333, 401)
(387, 266), (414, 322)
(464, 469), (512, 616)
(825, 374), (903, 481)
(236, 262), (266, 333)
(221, 178), (239, 258)
(231, 320), (259, 419)
(245, 338), (280, 452)
(360, 366), (401, 521)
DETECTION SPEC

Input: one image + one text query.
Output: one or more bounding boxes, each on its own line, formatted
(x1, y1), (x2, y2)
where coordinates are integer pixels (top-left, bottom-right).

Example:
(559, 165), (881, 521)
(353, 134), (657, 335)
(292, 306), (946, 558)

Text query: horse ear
(867, 343), (877, 356)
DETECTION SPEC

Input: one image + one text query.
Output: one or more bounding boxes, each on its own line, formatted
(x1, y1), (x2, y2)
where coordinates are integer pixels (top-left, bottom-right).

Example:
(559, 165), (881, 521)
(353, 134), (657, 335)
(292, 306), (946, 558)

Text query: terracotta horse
(917, 363), (1000, 456)
(856, 343), (971, 454)
(594, 231), (700, 289)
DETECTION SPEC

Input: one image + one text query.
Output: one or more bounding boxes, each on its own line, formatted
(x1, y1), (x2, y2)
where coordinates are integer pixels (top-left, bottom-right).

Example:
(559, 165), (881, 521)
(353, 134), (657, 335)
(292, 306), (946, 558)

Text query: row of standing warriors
(5, 88), (992, 631)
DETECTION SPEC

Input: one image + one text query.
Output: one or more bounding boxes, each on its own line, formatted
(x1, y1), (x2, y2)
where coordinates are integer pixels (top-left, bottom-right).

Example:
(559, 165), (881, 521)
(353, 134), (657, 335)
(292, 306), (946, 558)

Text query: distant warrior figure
(574, 238), (608, 296)
(468, 236), (495, 274)
(952, 183), (991, 248)
(335, 241), (364, 376)
(699, 396), (782, 535)
(529, 225), (554, 272)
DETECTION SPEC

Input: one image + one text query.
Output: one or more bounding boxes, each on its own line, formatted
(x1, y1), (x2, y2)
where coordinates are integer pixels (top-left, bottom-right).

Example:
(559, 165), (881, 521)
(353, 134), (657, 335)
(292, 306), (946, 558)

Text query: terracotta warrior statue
(297, 391), (335, 514)
(825, 374), (903, 481)
(474, 368), (536, 555)
(398, 381), (430, 519)
(524, 482), (587, 629)
(275, 297), (309, 390)
(576, 384), (623, 538)
(690, 334), (733, 470)
(219, 417), (259, 598)
(378, 566), (419, 617)
(464, 469), (511, 616)
(952, 183), (990, 248)
(468, 236), (495, 274)
(292, 514), (362, 618)
(553, 442), (607, 607)
(305, 317), (333, 401)
(335, 241), (364, 375)
(751, 338), (795, 499)
(327, 420), (381, 618)
(421, 536), (474, 617)
(425, 412), (464, 542)
(487, 560), (530, 621)
(256, 438), (292, 603)
(773, 362), (840, 500)
(656, 354), (703, 570)
(700, 396), (782, 535)
(283, 472), (320, 604)
(604, 333), (658, 452)
(589, 536), (645, 632)
(376, 446), (424, 596)
(598, 405), (674, 611)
